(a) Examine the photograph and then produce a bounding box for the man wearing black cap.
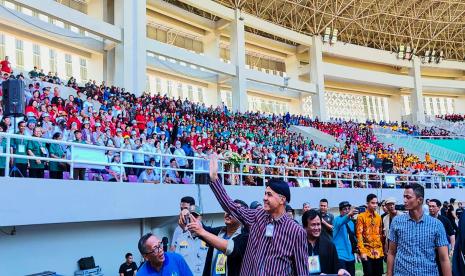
[333,201,358,276]
[208,154,308,275]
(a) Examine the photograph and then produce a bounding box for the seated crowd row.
[0,67,463,186]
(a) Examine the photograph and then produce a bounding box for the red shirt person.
[0,56,12,74]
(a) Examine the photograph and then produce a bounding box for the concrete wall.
[2,177,461,227]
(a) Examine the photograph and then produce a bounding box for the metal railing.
[0,132,463,189]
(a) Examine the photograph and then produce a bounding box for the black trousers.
[73,168,86,180]
[29,168,44,179]
[362,257,383,276]
[12,163,28,177]
[339,259,356,276]
[50,170,64,179]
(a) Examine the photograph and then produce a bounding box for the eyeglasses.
[145,242,163,255]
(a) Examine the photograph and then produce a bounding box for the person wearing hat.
[249,201,262,210]
[333,201,359,276]
[207,154,308,275]
[184,199,249,276]
[174,205,208,276]
[383,197,399,256]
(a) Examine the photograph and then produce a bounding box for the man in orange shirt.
[356,193,384,276]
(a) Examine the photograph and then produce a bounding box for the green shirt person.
[26,127,46,170]
[48,132,66,172]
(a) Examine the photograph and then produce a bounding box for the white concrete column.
[284,54,299,80]
[113,0,147,95]
[230,9,247,113]
[87,0,104,21]
[410,58,425,124]
[388,93,402,123]
[203,31,220,59]
[310,36,328,121]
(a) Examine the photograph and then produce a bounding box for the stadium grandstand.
[1,0,465,275]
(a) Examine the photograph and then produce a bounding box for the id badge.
[18,144,25,153]
[265,223,274,237]
[308,255,321,274]
[215,253,227,274]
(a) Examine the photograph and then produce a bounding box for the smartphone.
[184,213,190,225]
[357,206,366,213]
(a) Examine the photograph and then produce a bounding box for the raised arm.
[208,154,256,228]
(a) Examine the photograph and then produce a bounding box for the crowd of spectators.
[0,62,463,186]
[438,114,465,123]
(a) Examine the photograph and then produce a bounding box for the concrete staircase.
[289,125,338,148]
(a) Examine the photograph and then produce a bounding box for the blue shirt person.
[137,233,193,276]
[387,184,451,276]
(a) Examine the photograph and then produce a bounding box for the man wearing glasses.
[137,233,193,276]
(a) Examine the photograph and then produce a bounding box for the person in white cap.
[383,197,399,255]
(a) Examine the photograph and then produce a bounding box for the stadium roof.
[168,0,465,62]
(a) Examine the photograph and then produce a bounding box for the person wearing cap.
[208,154,308,275]
[249,201,262,210]
[333,201,359,276]
[40,112,54,139]
[174,205,208,276]
[303,209,350,276]
[382,197,399,256]
[184,199,249,276]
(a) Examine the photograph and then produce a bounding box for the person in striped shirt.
[208,154,309,275]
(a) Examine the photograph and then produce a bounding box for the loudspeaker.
[354,152,363,167]
[382,158,394,173]
[77,256,95,270]
[2,79,25,117]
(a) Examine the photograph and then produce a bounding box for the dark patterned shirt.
[209,178,308,276]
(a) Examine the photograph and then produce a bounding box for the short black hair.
[405,183,424,201]
[181,196,195,205]
[302,209,321,228]
[138,233,153,255]
[320,198,328,204]
[429,199,441,208]
[366,193,377,203]
[125,253,132,259]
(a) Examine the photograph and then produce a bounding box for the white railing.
[0,132,463,189]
